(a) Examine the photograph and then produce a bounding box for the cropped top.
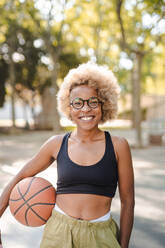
[56,131,118,198]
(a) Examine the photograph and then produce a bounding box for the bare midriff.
[56,193,112,220]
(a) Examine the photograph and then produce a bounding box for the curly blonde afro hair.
[57,62,120,123]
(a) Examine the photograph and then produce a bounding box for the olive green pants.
[40,210,121,248]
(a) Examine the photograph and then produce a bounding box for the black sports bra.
[56,131,118,197]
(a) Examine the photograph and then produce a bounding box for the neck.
[73,127,102,142]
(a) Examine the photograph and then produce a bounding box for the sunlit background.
[0,0,165,247]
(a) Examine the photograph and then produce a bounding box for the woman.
[0,63,134,248]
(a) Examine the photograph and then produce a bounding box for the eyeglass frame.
[70,96,102,109]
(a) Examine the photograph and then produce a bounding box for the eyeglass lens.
[71,97,100,109]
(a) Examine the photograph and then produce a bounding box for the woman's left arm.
[114,137,135,248]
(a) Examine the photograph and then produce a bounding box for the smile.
[79,116,94,121]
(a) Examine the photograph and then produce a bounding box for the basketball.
[9,177,56,227]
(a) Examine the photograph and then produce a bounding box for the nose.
[81,101,91,111]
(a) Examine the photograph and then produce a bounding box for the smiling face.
[69,85,102,131]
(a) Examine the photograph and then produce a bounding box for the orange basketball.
[9,177,56,227]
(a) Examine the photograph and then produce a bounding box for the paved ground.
[0,129,165,248]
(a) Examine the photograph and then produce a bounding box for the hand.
[0,230,2,246]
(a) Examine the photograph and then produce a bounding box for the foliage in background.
[0,0,165,135]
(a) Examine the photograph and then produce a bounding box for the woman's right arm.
[0,230,2,247]
[0,135,61,218]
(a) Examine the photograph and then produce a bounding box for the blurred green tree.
[116,0,165,147]
[0,0,83,130]
[0,0,43,127]
[26,0,85,130]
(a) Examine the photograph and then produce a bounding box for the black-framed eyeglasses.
[70,97,102,109]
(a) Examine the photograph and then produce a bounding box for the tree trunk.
[35,87,56,130]
[35,74,61,132]
[51,67,62,132]
[9,55,16,128]
[132,53,143,147]
[30,92,36,128]
[41,29,63,132]
[23,101,30,129]
[95,1,102,63]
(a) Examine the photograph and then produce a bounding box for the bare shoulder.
[111,135,130,148]
[41,133,66,159]
[111,135,131,161]
[48,133,66,144]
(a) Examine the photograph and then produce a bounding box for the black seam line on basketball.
[13,184,52,216]
[13,185,53,216]
[25,204,47,225]
[25,203,55,225]
[10,177,35,201]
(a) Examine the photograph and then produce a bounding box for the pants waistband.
[54,204,111,223]
[51,209,113,228]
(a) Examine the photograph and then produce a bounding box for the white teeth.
[81,116,93,121]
